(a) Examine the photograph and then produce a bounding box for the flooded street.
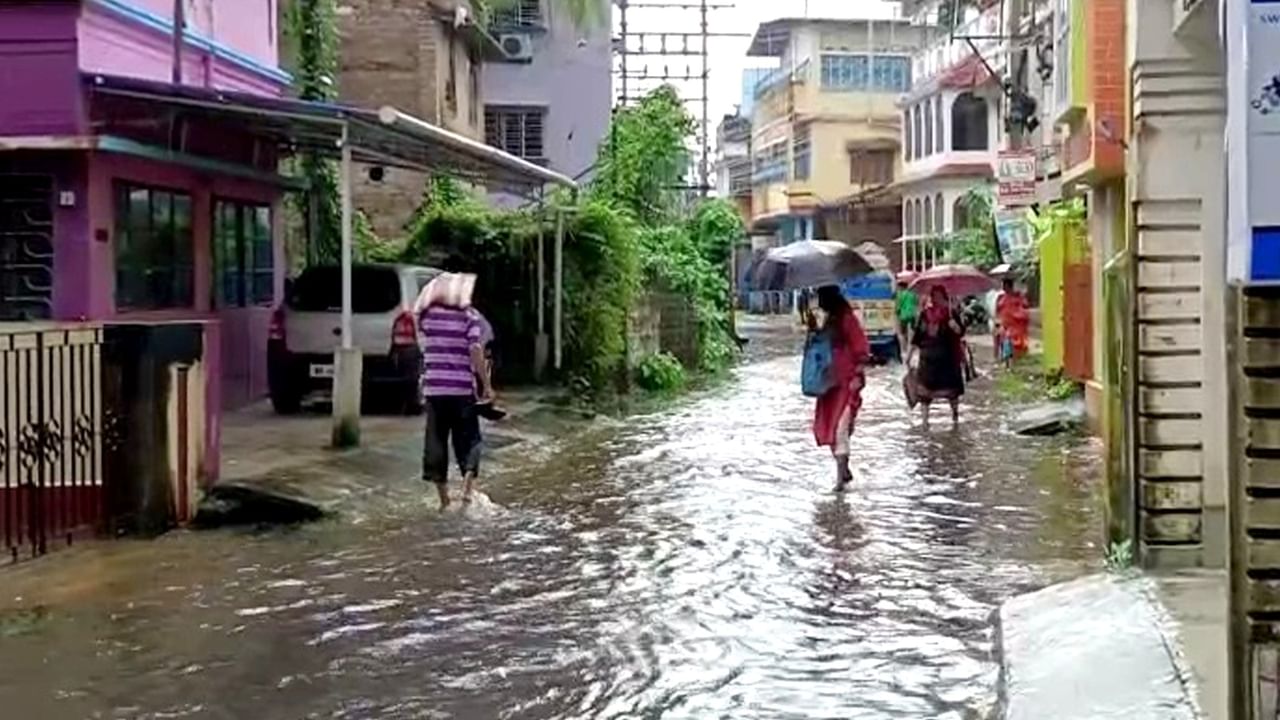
[0,319,1103,720]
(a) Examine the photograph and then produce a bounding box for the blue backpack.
[801,331,836,397]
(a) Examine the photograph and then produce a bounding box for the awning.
[85,73,575,192]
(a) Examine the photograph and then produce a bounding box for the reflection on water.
[0,333,1102,720]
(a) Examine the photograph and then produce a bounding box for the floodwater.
[0,319,1103,720]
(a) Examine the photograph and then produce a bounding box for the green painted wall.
[1071,0,1088,106]
[1040,225,1066,373]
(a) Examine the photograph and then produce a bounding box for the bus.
[840,271,899,364]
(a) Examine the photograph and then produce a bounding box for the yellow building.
[745,17,930,252]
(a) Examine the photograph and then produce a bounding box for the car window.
[415,270,440,292]
[287,266,401,313]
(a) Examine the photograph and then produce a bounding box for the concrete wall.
[1127,0,1225,568]
[482,1,611,183]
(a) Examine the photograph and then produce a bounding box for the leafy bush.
[634,352,686,393]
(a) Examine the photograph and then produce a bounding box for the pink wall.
[79,2,285,97]
[0,3,84,136]
[84,151,282,319]
[120,0,278,69]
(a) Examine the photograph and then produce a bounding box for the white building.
[895,4,1004,270]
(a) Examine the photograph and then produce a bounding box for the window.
[213,200,274,308]
[904,199,915,237]
[914,198,923,235]
[954,197,970,230]
[952,92,990,151]
[903,110,913,162]
[934,193,945,233]
[793,125,812,181]
[822,54,910,92]
[491,0,543,28]
[850,149,894,186]
[115,184,193,310]
[870,56,911,92]
[752,142,788,185]
[287,266,401,314]
[821,54,869,90]
[934,96,945,154]
[912,104,923,160]
[923,195,933,234]
[1052,0,1071,115]
[484,106,546,161]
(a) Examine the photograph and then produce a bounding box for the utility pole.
[612,1,746,196]
[171,0,185,84]
[699,0,709,198]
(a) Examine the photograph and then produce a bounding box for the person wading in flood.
[911,285,966,428]
[416,273,493,509]
[803,285,870,492]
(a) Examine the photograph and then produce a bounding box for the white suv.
[267,263,440,414]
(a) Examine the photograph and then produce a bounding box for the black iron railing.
[0,324,104,562]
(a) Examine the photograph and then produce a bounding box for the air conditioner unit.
[499,33,534,61]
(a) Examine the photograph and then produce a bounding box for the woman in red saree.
[806,285,870,491]
[995,278,1030,367]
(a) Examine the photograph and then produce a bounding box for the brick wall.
[1088,0,1125,175]
[336,0,482,238]
[1061,0,1125,179]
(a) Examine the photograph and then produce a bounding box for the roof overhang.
[84,73,575,193]
[747,19,795,57]
[900,55,998,106]
[891,163,995,190]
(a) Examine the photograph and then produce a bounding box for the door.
[213,200,274,409]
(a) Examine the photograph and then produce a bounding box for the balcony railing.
[913,5,1004,85]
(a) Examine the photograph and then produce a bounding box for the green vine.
[286,0,341,264]
[373,87,741,399]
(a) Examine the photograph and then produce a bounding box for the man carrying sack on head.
[415,272,493,509]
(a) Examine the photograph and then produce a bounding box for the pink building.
[0,0,292,408]
[0,0,299,498]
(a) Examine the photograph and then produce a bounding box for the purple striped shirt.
[418,306,482,397]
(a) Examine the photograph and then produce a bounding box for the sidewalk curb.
[991,573,1206,720]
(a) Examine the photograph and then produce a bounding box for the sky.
[615,0,903,151]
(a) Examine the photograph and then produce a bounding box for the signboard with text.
[1228,0,1280,282]
[997,149,1038,207]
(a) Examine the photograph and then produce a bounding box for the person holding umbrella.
[749,240,875,490]
[803,285,871,491]
[911,285,967,428]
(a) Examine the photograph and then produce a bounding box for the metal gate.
[0,324,104,562]
[0,174,55,320]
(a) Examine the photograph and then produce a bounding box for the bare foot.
[461,474,477,505]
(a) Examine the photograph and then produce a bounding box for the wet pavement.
[0,317,1104,720]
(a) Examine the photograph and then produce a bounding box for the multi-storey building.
[744,16,928,256]
[715,112,752,221]
[337,0,502,235]
[895,2,1003,271]
[480,0,612,192]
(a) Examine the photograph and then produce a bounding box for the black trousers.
[423,396,482,485]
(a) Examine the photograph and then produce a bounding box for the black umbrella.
[749,240,875,291]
